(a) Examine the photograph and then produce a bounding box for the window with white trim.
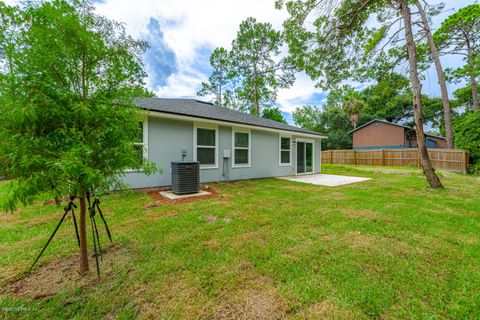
[279,135,291,165]
[232,129,251,167]
[133,121,148,165]
[195,126,218,168]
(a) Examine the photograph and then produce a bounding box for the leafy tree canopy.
[359,73,409,122]
[292,105,324,133]
[293,104,352,150]
[262,107,287,124]
[434,4,480,60]
[0,0,155,210]
[197,47,240,110]
[277,0,444,89]
[231,17,295,115]
[291,69,454,148]
[200,17,295,116]
[332,74,451,135]
[434,4,480,110]
[454,85,480,109]
[276,0,394,89]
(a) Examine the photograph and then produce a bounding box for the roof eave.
[348,119,446,140]
[146,109,328,139]
[349,119,412,134]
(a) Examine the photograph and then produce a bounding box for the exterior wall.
[405,130,417,148]
[122,117,193,188]
[353,122,405,149]
[315,138,322,173]
[353,145,410,150]
[405,130,447,149]
[352,121,447,150]
[122,116,322,188]
[428,136,447,148]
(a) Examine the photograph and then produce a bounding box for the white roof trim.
[148,110,327,139]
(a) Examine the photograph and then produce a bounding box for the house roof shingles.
[134,98,326,137]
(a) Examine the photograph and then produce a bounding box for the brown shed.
[350,120,447,150]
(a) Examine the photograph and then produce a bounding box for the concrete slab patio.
[160,190,211,200]
[278,174,371,187]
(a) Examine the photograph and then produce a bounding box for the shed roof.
[349,119,446,140]
[134,98,326,137]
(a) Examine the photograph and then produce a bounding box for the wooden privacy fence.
[321,148,469,173]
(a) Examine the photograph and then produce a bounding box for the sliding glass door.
[296,140,314,174]
[297,142,305,174]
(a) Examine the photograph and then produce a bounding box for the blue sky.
[7,0,477,123]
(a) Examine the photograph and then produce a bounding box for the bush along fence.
[321,149,469,173]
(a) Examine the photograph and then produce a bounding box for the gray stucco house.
[123,98,327,189]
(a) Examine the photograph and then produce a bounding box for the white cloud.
[93,0,303,103]
[154,64,206,97]
[277,73,328,113]
[94,0,472,111]
[94,0,288,58]
[6,0,475,110]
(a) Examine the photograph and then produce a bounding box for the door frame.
[295,138,314,175]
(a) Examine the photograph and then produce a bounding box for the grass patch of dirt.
[344,231,377,249]
[136,275,210,319]
[229,230,268,250]
[213,262,288,320]
[288,300,364,319]
[203,238,223,250]
[202,215,218,223]
[213,289,286,320]
[342,208,377,218]
[1,244,129,300]
[0,212,17,224]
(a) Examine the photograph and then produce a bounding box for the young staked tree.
[197,47,238,109]
[278,0,443,188]
[0,0,155,273]
[416,1,453,148]
[434,4,480,111]
[230,17,295,116]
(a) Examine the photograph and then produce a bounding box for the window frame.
[278,134,292,166]
[193,123,219,169]
[232,128,251,168]
[127,119,148,172]
[136,120,149,160]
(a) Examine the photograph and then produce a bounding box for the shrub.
[453,111,480,174]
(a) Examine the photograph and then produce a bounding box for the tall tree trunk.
[79,195,89,273]
[416,1,453,148]
[219,66,223,106]
[252,66,260,116]
[467,43,479,111]
[218,85,223,106]
[251,81,260,116]
[398,0,443,189]
[253,85,259,116]
[471,75,479,111]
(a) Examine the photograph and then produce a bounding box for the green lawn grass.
[0,165,479,319]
